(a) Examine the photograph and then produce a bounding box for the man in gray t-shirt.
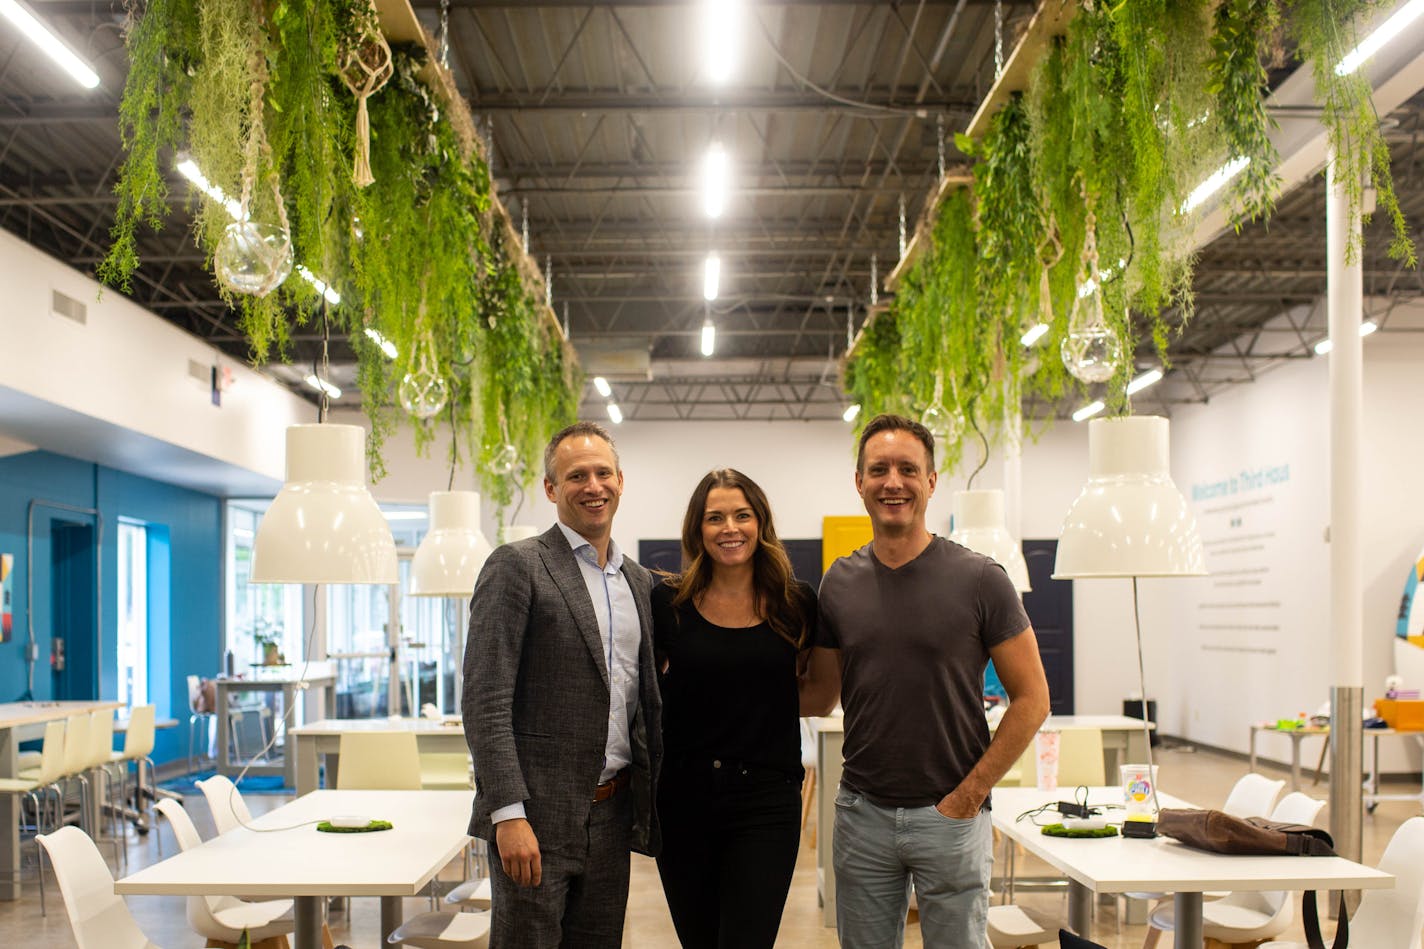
[818,413,1051,949]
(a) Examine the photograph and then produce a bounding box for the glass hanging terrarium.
[214,42,292,299]
[489,442,519,476]
[1060,193,1123,384]
[919,372,960,467]
[398,328,449,420]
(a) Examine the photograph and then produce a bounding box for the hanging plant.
[1290,0,1416,266]
[1207,0,1283,228]
[337,0,393,189]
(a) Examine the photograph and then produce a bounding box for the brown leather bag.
[1156,808,1346,949]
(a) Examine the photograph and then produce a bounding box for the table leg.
[1313,733,1330,786]
[0,794,17,901]
[295,735,319,795]
[381,894,404,944]
[284,684,297,790]
[1067,880,1093,936]
[1290,735,1303,791]
[1249,726,1258,773]
[216,683,231,776]
[294,895,322,949]
[1174,892,1204,949]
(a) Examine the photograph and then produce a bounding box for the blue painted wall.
[0,450,222,767]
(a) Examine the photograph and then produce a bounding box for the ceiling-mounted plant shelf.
[883,0,1077,295]
[374,0,565,345]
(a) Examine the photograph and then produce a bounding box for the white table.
[289,718,470,795]
[214,666,337,789]
[807,713,1155,927]
[993,786,1393,949]
[0,700,122,901]
[118,789,471,948]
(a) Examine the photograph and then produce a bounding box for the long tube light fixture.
[699,0,741,84]
[842,403,861,423]
[364,327,398,359]
[593,376,612,398]
[304,374,342,399]
[1020,323,1049,346]
[0,0,100,89]
[1181,156,1251,214]
[606,402,623,424]
[702,143,729,218]
[1336,0,1424,76]
[703,254,721,301]
[1126,368,1164,395]
[701,320,716,357]
[1072,400,1106,422]
[1314,319,1378,355]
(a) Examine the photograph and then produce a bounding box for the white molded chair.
[443,876,492,910]
[1145,791,1328,947]
[57,712,94,833]
[154,799,297,945]
[110,705,156,857]
[986,903,1054,948]
[336,731,423,790]
[36,826,162,949]
[84,709,124,867]
[195,774,254,835]
[420,753,474,790]
[1261,815,1424,949]
[388,909,492,948]
[1221,772,1286,818]
[799,717,817,847]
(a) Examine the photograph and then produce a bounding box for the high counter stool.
[986,904,1054,948]
[110,705,156,851]
[1,719,67,915]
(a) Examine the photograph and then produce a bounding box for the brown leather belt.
[592,770,629,803]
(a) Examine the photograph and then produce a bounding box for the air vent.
[51,289,87,325]
[188,359,211,384]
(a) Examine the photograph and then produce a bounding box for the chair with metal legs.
[109,704,156,852]
[1,719,66,915]
[37,826,163,949]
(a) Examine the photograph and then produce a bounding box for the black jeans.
[655,762,803,949]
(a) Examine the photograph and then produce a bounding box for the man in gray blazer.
[463,421,662,948]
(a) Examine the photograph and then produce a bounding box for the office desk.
[807,713,1155,927]
[1248,724,1330,790]
[117,789,472,949]
[289,718,470,795]
[1362,727,1424,811]
[993,786,1392,949]
[214,666,337,789]
[0,700,123,900]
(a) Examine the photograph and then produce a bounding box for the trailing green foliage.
[1290,0,1416,266]
[101,0,579,500]
[1208,0,1282,227]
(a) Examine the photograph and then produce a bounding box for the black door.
[1021,539,1074,714]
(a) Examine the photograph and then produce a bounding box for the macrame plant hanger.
[339,0,394,189]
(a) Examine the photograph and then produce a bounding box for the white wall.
[0,228,313,483]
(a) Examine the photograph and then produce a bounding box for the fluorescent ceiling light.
[1020,323,1049,346]
[701,320,716,357]
[699,0,741,84]
[232,527,254,540]
[1126,368,1164,395]
[1336,0,1424,75]
[1076,260,1126,298]
[1181,156,1251,214]
[364,327,397,359]
[296,265,341,305]
[0,0,100,89]
[593,376,612,398]
[1314,319,1378,355]
[606,402,623,424]
[1072,400,1105,422]
[842,403,861,423]
[382,510,427,521]
[303,374,341,399]
[703,254,721,301]
[702,143,729,218]
[176,159,243,220]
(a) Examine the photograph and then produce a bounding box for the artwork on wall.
[0,553,11,643]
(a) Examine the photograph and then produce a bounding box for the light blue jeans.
[833,782,993,949]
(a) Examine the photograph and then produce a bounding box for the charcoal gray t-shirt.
[818,535,1031,808]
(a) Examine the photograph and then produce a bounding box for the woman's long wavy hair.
[665,468,812,649]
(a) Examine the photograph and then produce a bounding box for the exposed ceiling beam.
[470,90,970,115]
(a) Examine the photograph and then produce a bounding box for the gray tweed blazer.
[462,524,662,857]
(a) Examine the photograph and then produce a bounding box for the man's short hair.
[856,413,935,473]
[544,421,620,482]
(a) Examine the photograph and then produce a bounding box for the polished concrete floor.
[2,744,1419,948]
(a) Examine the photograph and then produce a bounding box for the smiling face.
[700,486,760,570]
[856,427,936,537]
[544,434,623,547]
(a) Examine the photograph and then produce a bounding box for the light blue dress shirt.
[491,521,642,825]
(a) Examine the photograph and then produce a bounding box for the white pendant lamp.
[250,424,397,584]
[1054,415,1206,578]
[501,525,539,544]
[410,491,494,596]
[950,490,1031,593]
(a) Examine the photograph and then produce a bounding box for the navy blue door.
[1021,539,1074,714]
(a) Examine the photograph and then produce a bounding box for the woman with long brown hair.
[653,468,840,949]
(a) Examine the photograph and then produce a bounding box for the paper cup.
[1035,729,1061,791]
[1121,763,1160,816]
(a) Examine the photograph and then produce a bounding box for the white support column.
[1326,149,1364,864]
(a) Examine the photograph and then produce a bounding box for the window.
[225,503,305,672]
[116,519,148,707]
